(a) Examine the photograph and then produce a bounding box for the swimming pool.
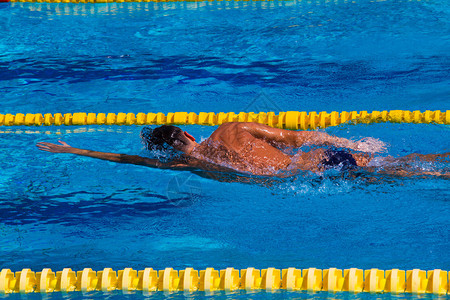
[0,0,449,297]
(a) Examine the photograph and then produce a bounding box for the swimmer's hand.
[353,137,387,153]
[36,140,74,153]
[36,141,192,170]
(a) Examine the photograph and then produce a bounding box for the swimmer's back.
[194,123,292,175]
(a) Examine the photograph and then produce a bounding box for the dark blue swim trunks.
[320,149,358,171]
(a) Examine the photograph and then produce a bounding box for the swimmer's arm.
[241,122,355,148]
[242,122,385,152]
[36,141,192,170]
[363,164,450,179]
[302,132,387,153]
[296,131,357,149]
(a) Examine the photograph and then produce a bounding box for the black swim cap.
[321,149,358,171]
[140,125,184,151]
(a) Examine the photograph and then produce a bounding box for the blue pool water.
[0,0,450,298]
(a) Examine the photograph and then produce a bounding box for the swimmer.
[36,122,449,178]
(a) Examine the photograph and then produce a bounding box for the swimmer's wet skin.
[36,122,449,178]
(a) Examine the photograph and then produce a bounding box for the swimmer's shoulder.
[209,122,238,139]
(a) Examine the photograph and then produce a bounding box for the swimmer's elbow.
[117,155,199,170]
[296,131,333,147]
[117,154,139,164]
[118,154,158,167]
[294,131,314,147]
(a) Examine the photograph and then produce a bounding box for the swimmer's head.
[141,125,197,154]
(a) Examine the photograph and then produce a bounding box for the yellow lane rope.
[0,267,448,294]
[0,110,448,130]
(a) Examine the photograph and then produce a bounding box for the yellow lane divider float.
[0,110,448,130]
[0,267,448,294]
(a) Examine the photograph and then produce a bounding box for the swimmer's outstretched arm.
[36,141,191,169]
[241,122,385,153]
[363,167,450,179]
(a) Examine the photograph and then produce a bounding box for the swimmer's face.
[170,130,196,153]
